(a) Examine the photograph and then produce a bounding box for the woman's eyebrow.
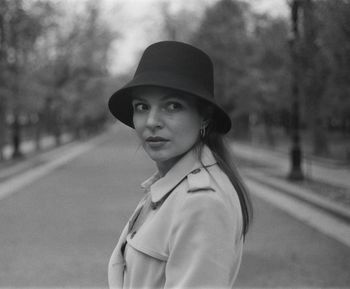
[131,97,145,101]
[162,93,183,100]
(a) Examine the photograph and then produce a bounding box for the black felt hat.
[108,41,231,134]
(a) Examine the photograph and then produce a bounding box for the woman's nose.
[146,107,163,129]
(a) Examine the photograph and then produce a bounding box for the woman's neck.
[156,154,184,177]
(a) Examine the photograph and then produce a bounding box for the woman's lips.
[146,136,168,142]
[145,136,169,147]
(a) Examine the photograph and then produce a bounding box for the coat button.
[192,168,201,174]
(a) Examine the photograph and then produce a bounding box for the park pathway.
[0,125,349,288]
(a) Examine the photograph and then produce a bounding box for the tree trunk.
[263,112,275,147]
[53,124,61,146]
[11,114,23,159]
[301,0,330,157]
[0,100,6,161]
[35,113,42,151]
[53,111,61,147]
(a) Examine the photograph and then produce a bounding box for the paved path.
[1,134,72,161]
[0,125,349,287]
[0,127,150,287]
[232,142,350,190]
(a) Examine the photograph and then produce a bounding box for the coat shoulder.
[181,164,241,219]
[186,167,215,193]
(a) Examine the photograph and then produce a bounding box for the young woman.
[107,41,252,289]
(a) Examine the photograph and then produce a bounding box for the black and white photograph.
[0,0,349,288]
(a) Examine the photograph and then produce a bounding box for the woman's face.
[132,87,203,174]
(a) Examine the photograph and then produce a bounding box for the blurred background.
[1,0,349,167]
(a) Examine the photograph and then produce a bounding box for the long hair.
[196,100,253,238]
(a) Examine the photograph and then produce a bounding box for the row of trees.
[0,0,115,160]
[1,0,349,161]
[160,0,350,158]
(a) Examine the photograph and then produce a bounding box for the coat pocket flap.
[127,234,168,261]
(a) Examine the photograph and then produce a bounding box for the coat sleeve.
[164,191,242,289]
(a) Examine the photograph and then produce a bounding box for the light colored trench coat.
[108,145,244,289]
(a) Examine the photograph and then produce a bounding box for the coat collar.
[141,145,217,203]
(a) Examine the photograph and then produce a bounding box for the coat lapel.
[108,224,128,289]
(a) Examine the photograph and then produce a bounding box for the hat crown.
[135,41,214,96]
[108,41,232,134]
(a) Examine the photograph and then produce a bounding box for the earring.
[200,125,206,138]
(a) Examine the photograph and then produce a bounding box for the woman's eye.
[166,102,182,111]
[133,103,148,112]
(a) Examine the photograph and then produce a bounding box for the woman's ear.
[200,118,212,139]
[197,101,214,129]
[201,119,210,129]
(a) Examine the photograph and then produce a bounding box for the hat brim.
[108,72,231,134]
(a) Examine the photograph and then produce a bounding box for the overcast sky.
[100,0,289,75]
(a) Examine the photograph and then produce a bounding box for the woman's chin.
[147,152,169,163]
